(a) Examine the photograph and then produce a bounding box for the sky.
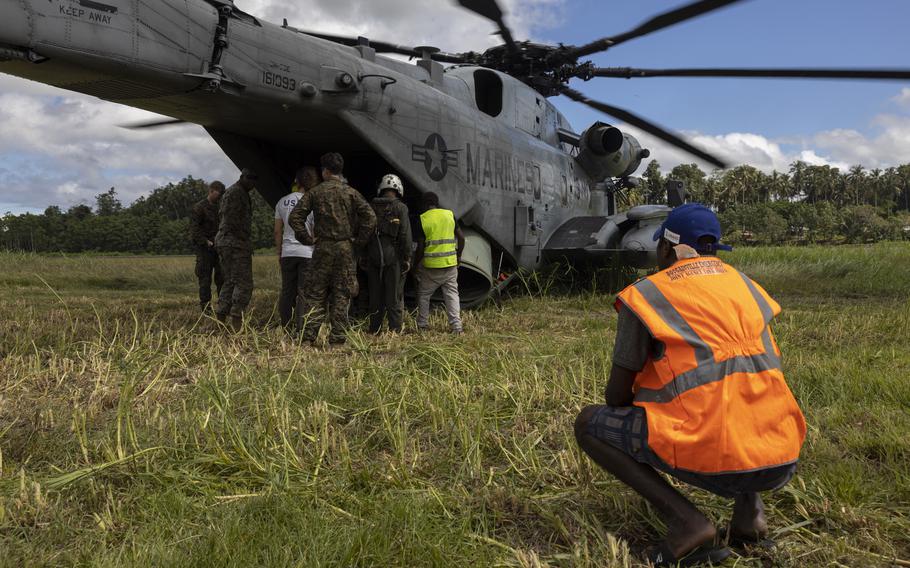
[1,0,909,214]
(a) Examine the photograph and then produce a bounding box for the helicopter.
[1,0,908,306]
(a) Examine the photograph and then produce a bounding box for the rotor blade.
[589,67,910,80]
[569,0,747,58]
[455,0,518,54]
[559,87,727,169]
[287,27,467,63]
[121,118,187,129]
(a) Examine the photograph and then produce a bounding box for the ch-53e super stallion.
[1,0,908,306]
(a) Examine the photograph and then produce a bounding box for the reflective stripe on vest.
[420,209,458,268]
[616,256,806,474]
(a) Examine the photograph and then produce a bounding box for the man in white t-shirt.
[274,166,319,329]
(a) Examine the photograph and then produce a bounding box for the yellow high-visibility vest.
[420,208,457,269]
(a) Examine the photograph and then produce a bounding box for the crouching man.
[574,204,806,566]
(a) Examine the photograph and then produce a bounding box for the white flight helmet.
[377,173,404,197]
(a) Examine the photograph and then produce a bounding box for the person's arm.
[414,221,425,267]
[605,366,636,407]
[274,219,284,259]
[288,192,314,246]
[398,204,413,271]
[454,224,466,262]
[352,191,377,247]
[189,204,206,247]
[607,303,653,406]
[218,192,240,241]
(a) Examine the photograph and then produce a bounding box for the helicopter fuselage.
[0,0,665,303]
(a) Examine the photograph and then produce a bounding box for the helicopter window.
[474,70,503,118]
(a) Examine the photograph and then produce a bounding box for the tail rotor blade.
[559,87,728,169]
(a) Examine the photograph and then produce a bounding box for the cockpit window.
[474,70,503,118]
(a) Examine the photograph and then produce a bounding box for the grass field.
[1,244,909,567]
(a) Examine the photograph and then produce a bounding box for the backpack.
[368,198,402,266]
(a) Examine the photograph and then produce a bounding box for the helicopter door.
[515,205,539,247]
[517,97,543,138]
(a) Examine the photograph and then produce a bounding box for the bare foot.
[664,511,717,559]
[730,493,768,540]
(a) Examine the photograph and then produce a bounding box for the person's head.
[238,168,259,191]
[377,173,404,199]
[320,152,344,180]
[421,192,440,212]
[208,181,225,203]
[652,203,732,270]
[296,166,320,191]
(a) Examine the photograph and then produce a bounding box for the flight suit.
[214,183,254,318]
[366,196,412,333]
[289,178,376,343]
[189,198,223,309]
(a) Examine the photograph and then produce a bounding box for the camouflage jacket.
[214,183,252,250]
[189,198,219,247]
[288,179,376,247]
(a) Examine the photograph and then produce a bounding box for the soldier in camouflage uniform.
[289,153,376,345]
[215,169,258,330]
[189,181,226,311]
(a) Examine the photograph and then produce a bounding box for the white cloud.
[240,0,565,52]
[0,85,237,210]
[893,88,910,108]
[619,106,910,175]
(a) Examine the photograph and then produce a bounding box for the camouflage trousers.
[216,246,253,318]
[195,245,224,309]
[300,240,357,343]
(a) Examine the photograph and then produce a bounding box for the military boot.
[230,315,243,332]
[216,312,228,325]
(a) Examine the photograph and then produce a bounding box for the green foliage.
[94,188,122,216]
[1,177,277,254]
[634,160,910,246]
[640,159,664,205]
[3,160,910,253]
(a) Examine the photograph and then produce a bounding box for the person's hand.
[206,240,214,248]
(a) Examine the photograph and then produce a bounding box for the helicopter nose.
[0,0,32,48]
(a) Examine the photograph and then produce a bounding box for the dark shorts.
[584,405,797,498]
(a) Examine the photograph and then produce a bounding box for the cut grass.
[0,244,909,566]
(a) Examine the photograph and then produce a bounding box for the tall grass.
[1,245,909,566]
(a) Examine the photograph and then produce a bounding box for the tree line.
[2,161,910,253]
[0,177,277,254]
[633,161,910,245]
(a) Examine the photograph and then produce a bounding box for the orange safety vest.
[616,256,806,475]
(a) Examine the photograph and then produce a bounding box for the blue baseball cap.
[653,203,732,253]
